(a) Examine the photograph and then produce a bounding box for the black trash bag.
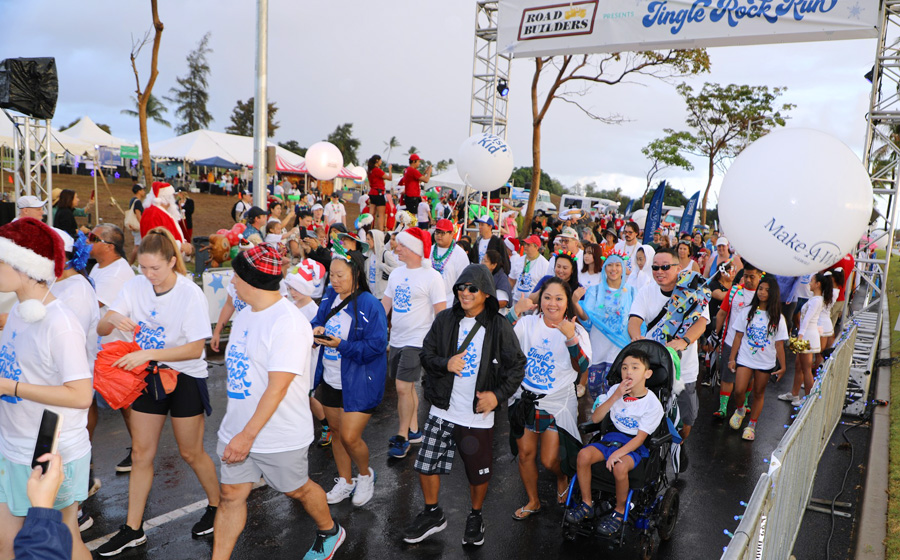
[0,58,59,119]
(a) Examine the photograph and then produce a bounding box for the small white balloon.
[456,133,514,192]
[718,128,872,276]
[305,142,343,181]
[350,165,367,184]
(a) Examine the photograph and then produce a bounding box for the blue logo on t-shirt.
[460,330,478,378]
[613,411,639,431]
[517,272,534,294]
[233,297,248,313]
[745,315,770,352]
[226,330,252,399]
[0,331,22,404]
[368,261,376,284]
[393,280,412,313]
[324,317,342,361]
[523,347,556,391]
[136,322,166,350]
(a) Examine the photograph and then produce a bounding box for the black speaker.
[0,58,58,119]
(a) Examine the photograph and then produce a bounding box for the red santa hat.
[396,227,430,258]
[151,181,174,198]
[504,236,520,254]
[0,217,66,322]
[140,204,186,244]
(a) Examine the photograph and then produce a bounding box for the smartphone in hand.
[32,410,61,474]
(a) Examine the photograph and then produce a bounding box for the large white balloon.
[719,128,872,276]
[305,142,343,181]
[456,133,514,192]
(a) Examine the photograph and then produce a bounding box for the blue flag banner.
[679,191,700,235]
[624,199,634,216]
[643,181,667,245]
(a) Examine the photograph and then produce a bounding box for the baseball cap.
[16,195,45,209]
[311,203,323,211]
[557,226,578,240]
[716,237,729,247]
[475,215,495,227]
[409,153,422,162]
[435,219,454,232]
[523,235,542,246]
[245,206,269,220]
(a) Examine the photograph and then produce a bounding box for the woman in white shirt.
[508,277,591,519]
[579,244,602,289]
[778,271,830,408]
[96,228,219,555]
[676,241,700,275]
[0,218,94,560]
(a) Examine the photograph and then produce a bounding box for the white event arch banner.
[497,0,878,57]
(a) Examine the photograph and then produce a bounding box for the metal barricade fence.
[721,324,858,560]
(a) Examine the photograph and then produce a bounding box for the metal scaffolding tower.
[469,1,511,140]
[6,111,53,226]
[844,0,900,414]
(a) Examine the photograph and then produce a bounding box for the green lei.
[432,240,456,274]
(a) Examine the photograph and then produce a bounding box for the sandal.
[564,501,594,524]
[512,505,542,520]
[597,510,624,536]
[742,425,756,441]
[557,478,569,504]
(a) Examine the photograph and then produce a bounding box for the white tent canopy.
[60,116,135,149]
[149,129,304,167]
[0,111,95,156]
[385,166,467,193]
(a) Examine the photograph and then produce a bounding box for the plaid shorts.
[524,407,557,434]
[414,414,494,485]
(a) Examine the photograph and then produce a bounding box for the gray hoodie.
[365,229,388,299]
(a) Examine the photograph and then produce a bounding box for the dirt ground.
[47,173,362,255]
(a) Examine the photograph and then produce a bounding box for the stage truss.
[469,1,511,139]
[5,110,53,226]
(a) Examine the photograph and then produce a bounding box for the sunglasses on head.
[454,284,479,294]
[88,232,111,244]
[651,264,674,271]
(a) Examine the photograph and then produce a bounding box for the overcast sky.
[0,0,877,205]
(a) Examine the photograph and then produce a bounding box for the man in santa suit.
[140,182,193,256]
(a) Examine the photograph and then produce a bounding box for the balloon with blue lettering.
[456,133,514,192]
[718,128,872,276]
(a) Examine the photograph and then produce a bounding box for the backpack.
[230,201,240,222]
[124,198,141,232]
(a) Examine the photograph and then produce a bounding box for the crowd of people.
[0,170,858,559]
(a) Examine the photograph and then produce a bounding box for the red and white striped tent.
[275,155,362,179]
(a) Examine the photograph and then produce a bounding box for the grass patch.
[886,254,900,557]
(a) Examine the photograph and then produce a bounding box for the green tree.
[640,131,694,205]
[96,123,112,134]
[669,82,794,225]
[326,123,361,166]
[58,119,79,131]
[435,158,455,172]
[59,119,113,134]
[383,136,400,164]
[278,140,306,157]
[166,32,213,135]
[509,166,566,196]
[121,93,171,127]
[225,97,279,137]
[523,49,711,234]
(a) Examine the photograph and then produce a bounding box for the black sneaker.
[115,448,132,473]
[191,505,217,537]
[77,509,94,532]
[403,507,447,544]
[462,512,485,546]
[96,524,147,557]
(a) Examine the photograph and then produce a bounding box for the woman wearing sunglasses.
[507,276,591,520]
[96,228,219,556]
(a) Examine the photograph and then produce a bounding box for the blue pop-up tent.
[194,156,240,170]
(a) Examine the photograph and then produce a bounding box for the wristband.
[680,335,691,345]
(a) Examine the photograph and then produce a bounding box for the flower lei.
[66,231,92,271]
[431,240,456,274]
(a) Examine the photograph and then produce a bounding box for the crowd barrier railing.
[721,323,858,560]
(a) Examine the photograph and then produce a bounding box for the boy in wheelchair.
[565,347,664,536]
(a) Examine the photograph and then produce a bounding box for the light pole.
[252,0,268,210]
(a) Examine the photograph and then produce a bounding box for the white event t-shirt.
[630,282,709,384]
[385,265,446,347]
[110,274,212,378]
[322,295,353,389]
[90,258,136,348]
[226,282,250,315]
[723,288,755,346]
[514,314,591,394]
[51,275,100,368]
[219,298,314,453]
[430,317,492,428]
[594,383,664,436]
[733,309,788,371]
[295,300,320,383]
[0,301,92,465]
[514,255,549,303]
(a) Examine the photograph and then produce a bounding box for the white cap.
[16,195,45,209]
[716,237,729,247]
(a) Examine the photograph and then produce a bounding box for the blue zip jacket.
[14,507,71,560]
[312,287,388,412]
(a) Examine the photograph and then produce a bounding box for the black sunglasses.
[454,284,479,294]
[651,264,674,271]
[88,232,112,244]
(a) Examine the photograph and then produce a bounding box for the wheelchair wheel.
[638,531,658,560]
[657,487,680,541]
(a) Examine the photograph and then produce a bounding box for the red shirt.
[828,254,855,302]
[386,198,396,230]
[403,166,423,198]
[368,167,386,196]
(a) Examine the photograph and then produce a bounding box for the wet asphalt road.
[80,349,863,560]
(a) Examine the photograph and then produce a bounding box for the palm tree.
[121,93,171,127]
[383,136,400,165]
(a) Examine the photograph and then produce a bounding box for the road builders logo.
[518,1,598,40]
[763,217,842,268]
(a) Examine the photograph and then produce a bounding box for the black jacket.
[468,234,511,275]
[420,264,525,413]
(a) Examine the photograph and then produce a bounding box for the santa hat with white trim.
[0,217,66,322]
[396,227,431,258]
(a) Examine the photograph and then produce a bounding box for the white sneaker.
[777,392,797,402]
[791,396,804,407]
[352,468,376,506]
[326,477,356,504]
